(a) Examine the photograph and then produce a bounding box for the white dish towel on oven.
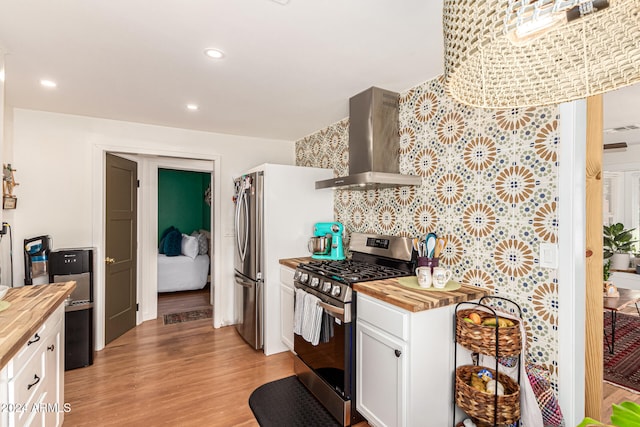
[302,292,323,345]
[293,288,306,335]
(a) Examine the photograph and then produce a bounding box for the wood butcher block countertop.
[279,257,489,313]
[0,281,76,370]
[353,280,490,313]
[279,257,313,269]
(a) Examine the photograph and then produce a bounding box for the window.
[603,170,640,252]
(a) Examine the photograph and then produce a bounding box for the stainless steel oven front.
[293,274,360,426]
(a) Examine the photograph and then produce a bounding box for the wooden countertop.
[280,257,489,313]
[611,268,637,274]
[354,280,490,313]
[0,281,76,370]
[279,257,313,269]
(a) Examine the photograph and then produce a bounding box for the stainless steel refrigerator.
[233,164,333,354]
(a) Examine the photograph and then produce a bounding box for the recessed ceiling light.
[40,79,57,88]
[186,104,199,111]
[204,48,225,59]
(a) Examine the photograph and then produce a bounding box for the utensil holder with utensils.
[417,256,438,273]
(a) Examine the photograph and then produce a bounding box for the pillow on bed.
[181,234,199,259]
[191,231,208,255]
[159,226,177,254]
[198,229,212,254]
[163,229,183,257]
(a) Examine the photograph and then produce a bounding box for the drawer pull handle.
[27,334,41,346]
[47,344,55,352]
[394,349,402,358]
[27,374,40,390]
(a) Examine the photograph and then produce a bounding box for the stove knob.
[311,277,320,287]
[294,271,301,281]
[331,285,341,297]
[300,273,309,284]
[323,281,332,292]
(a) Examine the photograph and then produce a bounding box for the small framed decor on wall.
[2,164,18,210]
[2,196,16,210]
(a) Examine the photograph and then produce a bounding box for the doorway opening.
[92,145,221,351]
[157,168,213,322]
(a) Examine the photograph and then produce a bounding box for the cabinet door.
[43,324,62,427]
[356,320,407,427]
[279,283,295,351]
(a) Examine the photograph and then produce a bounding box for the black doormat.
[249,375,341,427]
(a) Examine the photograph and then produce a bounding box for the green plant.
[603,260,611,282]
[577,401,640,426]
[603,223,638,259]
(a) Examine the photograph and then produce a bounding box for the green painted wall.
[158,169,211,242]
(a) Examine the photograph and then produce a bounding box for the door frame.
[92,144,222,351]
[145,156,215,322]
[557,100,587,425]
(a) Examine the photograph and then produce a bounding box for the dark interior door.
[105,153,138,345]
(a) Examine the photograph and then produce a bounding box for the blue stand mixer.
[309,222,346,260]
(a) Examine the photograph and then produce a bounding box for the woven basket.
[455,365,520,425]
[456,309,521,356]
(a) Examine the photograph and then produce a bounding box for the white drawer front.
[357,294,408,340]
[280,266,295,287]
[8,306,63,379]
[8,350,45,425]
[9,330,44,379]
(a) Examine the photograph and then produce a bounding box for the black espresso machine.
[48,248,95,370]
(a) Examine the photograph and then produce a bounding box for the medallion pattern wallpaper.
[296,76,561,388]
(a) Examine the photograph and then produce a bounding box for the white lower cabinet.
[279,265,295,352]
[357,320,407,427]
[0,304,65,427]
[356,293,454,427]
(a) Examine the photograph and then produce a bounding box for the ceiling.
[0,0,637,144]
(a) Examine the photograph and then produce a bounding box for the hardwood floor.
[157,285,212,316]
[65,288,638,426]
[65,288,296,426]
[601,304,640,423]
[66,288,369,426]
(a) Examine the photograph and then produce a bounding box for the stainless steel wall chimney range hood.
[315,87,422,190]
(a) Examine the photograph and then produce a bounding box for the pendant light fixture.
[443,0,640,108]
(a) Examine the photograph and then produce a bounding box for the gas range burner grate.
[300,259,411,284]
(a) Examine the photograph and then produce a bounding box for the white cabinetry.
[279,265,295,352]
[356,293,454,427]
[0,304,65,427]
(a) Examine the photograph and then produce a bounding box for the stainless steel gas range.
[293,233,415,426]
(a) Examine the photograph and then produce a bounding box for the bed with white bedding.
[157,254,210,292]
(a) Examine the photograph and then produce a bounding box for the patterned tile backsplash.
[296,76,561,386]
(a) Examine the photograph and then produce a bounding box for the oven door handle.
[318,301,344,316]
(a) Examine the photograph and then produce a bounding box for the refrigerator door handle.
[234,188,248,262]
[241,190,249,261]
[234,188,242,258]
[236,279,253,288]
[234,272,254,287]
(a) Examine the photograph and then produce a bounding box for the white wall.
[603,144,640,170]
[8,108,295,331]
